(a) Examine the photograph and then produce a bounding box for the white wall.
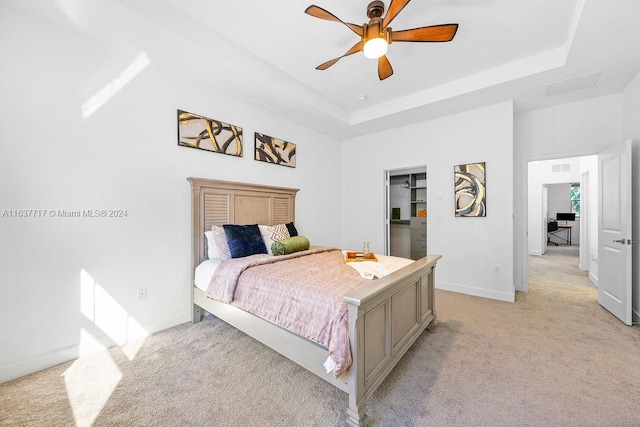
[0,5,342,382]
[514,94,623,291]
[622,72,640,323]
[516,78,640,317]
[547,184,571,219]
[341,102,515,302]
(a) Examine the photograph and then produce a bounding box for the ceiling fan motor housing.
[367,1,385,19]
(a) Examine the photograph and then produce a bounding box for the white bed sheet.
[194,258,222,291]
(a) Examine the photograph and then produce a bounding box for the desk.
[550,224,573,246]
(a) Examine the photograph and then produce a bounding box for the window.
[570,183,580,219]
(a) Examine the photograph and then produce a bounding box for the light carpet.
[2,247,639,426]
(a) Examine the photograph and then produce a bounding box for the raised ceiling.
[11,0,640,139]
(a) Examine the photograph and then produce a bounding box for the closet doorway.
[384,165,428,260]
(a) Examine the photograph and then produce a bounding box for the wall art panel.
[454,162,486,217]
[255,132,296,168]
[177,110,243,157]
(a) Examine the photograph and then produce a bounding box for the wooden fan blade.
[378,55,393,80]
[382,0,411,29]
[391,24,458,42]
[305,5,364,37]
[316,41,363,70]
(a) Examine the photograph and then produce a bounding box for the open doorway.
[384,165,428,260]
[527,155,598,293]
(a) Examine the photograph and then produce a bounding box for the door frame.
[383,165,428,257]
[520,151,597,292]
[579,171,590,272]
[542,185,548,255]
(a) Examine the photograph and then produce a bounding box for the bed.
[187,177,441,426]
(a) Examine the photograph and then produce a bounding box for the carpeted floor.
[2,247,639,426]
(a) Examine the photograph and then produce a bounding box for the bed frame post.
[346,307,366,426]
[346,395,366,427]
[188,177,204,324]
[193,305,203,323]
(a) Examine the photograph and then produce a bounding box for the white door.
[542,186,549,255]
[598,140,633,325]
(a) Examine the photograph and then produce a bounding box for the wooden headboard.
[187,177,299,267]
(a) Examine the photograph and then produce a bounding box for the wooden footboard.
[344,254,441,426]
[192,253,440,426]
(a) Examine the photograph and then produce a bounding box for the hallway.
[528,244,595,298]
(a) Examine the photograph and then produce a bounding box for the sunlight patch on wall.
[81,52,150,118]
[121,317,147,361]
[80,269,149,358]
[64,329,122,427]
[80,269,95,322]
[71,270,151,425]
[94,283,128,345]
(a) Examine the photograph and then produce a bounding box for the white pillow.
[204,230,220,260]
[258,224,290,255]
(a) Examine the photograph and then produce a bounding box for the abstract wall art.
[454,162,486,217]
[254,132,296,168]
[177,110,243,157]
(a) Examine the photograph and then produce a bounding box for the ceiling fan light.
[363,37,387,59]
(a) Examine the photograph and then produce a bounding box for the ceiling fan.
[305,0,458,80]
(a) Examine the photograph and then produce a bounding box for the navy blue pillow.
[223,224,267,259]
[285,222,298,237]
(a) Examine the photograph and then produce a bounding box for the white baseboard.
[0,344,82,385]
[589,272,598,286]
[0,311,190,384]
[142,311,191,336]
[436,281,515,302]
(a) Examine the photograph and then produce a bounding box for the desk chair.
[547,221,559,246]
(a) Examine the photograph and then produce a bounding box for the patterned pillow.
[223,224,267,259]
[211,225,232,260]
[259,224,290,255]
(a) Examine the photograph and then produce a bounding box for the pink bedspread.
[206,247,368,377]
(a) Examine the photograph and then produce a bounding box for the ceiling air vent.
[546,71,602,97]
[552,163,571,172]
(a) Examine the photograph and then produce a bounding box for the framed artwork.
[254,132,296,168]
[177,110,243,157]
[454,162,486,217]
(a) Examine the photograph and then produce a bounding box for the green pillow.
[271,236,310,256]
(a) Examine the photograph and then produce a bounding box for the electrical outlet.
[138,287,147,301]
[494,266,501,274]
